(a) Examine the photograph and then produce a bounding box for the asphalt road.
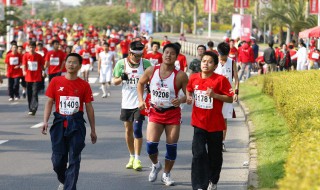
[0,53,249,190]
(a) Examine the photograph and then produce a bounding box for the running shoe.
[222,143,227,152]
[14,97,20,101]
[161,173,175,186]
[133,159,142,171]
[148,162,162,182]
[57,183,64,190]
[126,156,134,169]
[107,92,111,97]
[207,181,217,190]
[8,98,13,101]
[101,94,107,98]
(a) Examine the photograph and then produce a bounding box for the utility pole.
[6,0,12,52]
[156,0,159,32]
[208,0,212,38]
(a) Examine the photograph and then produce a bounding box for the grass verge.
[239,76,291,189]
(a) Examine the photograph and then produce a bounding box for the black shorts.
[92,57,97,62]
[120,108,145,122]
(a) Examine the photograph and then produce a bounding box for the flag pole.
[208,0,212,38]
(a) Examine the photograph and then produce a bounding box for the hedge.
[261,70,320,189]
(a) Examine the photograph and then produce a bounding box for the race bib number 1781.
[194,90,213,109]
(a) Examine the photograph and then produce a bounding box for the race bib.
[110,42,115,47]
[59,34,64,39]
[28,61,38,71]
[91,48,96,53]
[174,60,180,70]
[46,35,51,40]
[229,54,235,58]
[312,52,319,59]
[194,90,213,109]
[126,73,140,88]
[50,57,60,66]
[9,57,19,65]
[59,96,80,115]
[151,87,170,107]
[149,58,158,66]
[83,53,90,59]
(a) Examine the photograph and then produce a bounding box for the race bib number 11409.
[59,96,80,115]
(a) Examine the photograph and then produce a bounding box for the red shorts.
[148,106,181,125]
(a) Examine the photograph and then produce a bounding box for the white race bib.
[50,57,60,66]
[91,48,96,53]
[59,34,64,39]
[194,90,213,109]
[83,53,90,59]
[59,96,80,115]
[151,87,170,107]
[149,58,158,66]
[9,57,19,65]
[28,61,38,71]
[312,52,319,59]
[125,73,140,88]
[229,54,235,58]
[174,60,180,70]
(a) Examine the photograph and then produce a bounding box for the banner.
[152,0,164,11]
[231,14,252,40]
[234,0,250,9]
[310,0,319,14]
[2,0,23,6]
[126,0,136,13]
[204,0,217,13]
[140,13,153,34]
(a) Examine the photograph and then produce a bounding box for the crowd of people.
[3,19,318,190]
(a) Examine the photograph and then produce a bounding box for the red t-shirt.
[175,54,187,71]
[108,38,118,51]
[45,50,66,74]
[22,52,45,82]
[88,43,96,57]
[144,52,163,66]
[228,47,238,61]
[187,73,234,132]
[79,49,91,65]
[46,76,93,117]
[5,52,23,78]
[120,40,130,54]
[161,40,171,47]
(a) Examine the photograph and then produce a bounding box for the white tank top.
[149,65,178,108]
[215,57,233,85]
[99,51,114,66]
[121,58,145,109]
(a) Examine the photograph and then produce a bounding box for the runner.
[137,43,188,186]
[78,42,92,82]
[22,41,45,115]
[45,40,66,82]
[98,42,115,98]
[186,51,234,190]
[161,36,171,48]
[144,41,163,66]
[112,41,151,171]
[214,42,239,152]
[5,44,23,101]
[42,53,97,190]
[17,45,27,98]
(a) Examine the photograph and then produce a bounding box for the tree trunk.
[278,26,283,45]
[170,24,173,33]
[286,26,291,44]
[193,5,197,35]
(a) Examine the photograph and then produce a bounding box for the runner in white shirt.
[214,42,239,152]
[98,42,115,98]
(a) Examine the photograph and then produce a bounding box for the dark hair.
[151,41,160,48]
[217,42,230,56]
[268,42,274,48]
[299,39,306,47]
[103,42,110,46]
[130,41,144,51]
[29,41,37,47]
[37,42,43,46]
[202,51,219,65]
[66,53,83,65]
[173,42,181,50]
[52,40,60,45]
[163,43,180,56]
[10,40,17,45]
[207,41,214,48]
[197,45,206,51]
[288,45,294,49]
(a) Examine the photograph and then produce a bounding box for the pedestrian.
[22,41,45,115]
[98,42,115,98]
[112,41,151,171]
[42,52,97,190]
[278,43,291,71]
[207,41,218,55]
[238,39,254,81]
[137,43,189,186]
[5,44,23,101]
[45,40,66,82]
[189,45,206,74]
[161,36,171,48]
[291,39,307,71]
[214,42,239,152]
[17,45,27,98]
[186,51,234,190]
[263,42,277,73]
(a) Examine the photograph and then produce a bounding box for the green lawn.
[239,76,291,189]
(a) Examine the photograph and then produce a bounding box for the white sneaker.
[101,94,107,98]
[107,92,111,97]
[161,173,175,186]
[8,98,13,102]
[14,97,20,101]
[57,183,64,190]
[207,181,217,190]
[148,162,162,182]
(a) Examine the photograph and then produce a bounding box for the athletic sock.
[135,155,140,160]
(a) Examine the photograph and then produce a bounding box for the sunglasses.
[131,52,143,58]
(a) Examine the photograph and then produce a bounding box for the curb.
[238,100,259,190]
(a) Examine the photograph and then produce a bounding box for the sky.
[60,0,81,6]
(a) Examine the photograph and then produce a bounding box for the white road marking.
[88,77,98,84]
[0,140,9,145]
[93,92,99,97]
[11,102,19,105]
[31,122,44,129]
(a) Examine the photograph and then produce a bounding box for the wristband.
[235,89,239,95]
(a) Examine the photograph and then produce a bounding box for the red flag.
[234,0,249,8]
[2,0,23,6]
[152,0,164,11]
[204,0,217,13]
[310,0,319,14]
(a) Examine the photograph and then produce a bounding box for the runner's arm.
[232,61,239,102]
[42,98,54,135]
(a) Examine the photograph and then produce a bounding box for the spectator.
[263,42,277,73]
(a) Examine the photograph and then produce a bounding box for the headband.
[130,49,143,54]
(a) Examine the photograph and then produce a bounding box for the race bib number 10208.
[59,96,80,115]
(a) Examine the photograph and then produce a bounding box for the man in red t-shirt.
[5,44,23,101]
[78,42,92,81]
[45,40,66,82]
[144,41,163,66]
[42,53,97,190]
[119,36,130,58]
[22,42,45,115]
[161,35,171,48]
[186,51,234,190]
